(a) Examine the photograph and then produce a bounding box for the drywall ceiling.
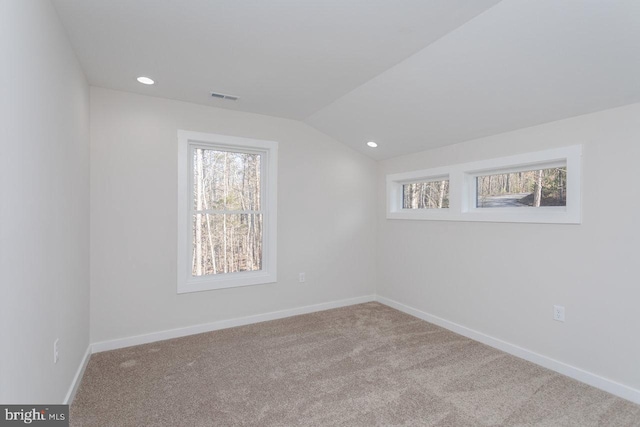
[53,0,640,160]
[52,0,498,119]
[306,0,640,159]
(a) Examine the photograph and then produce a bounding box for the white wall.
[89,88,377,344]
[0,0,90,403]
[4,1,636,404]
[377,103,640,392]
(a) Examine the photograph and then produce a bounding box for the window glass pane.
[476,167,566,208]
[192,213,263,276]
[193,148,261,212]
[402,180,449,209]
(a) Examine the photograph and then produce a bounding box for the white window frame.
[387,145,582,224]
[387,166,452,221]
[177,130,278,294]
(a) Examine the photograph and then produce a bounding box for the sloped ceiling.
[53,0,640,160]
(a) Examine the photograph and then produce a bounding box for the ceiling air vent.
[210,91,239,101]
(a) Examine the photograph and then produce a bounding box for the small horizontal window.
[387,145,581,224]
[476,166,566,208]
[403,179,449,209]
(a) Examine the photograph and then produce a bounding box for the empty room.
[2,0,640,425]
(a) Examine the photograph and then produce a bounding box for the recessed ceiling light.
[367,141,378,148]
[136,76,155,85]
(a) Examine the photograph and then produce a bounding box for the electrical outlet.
[53,339,59,364]
[299,272,305,283]
[553,305,565,322]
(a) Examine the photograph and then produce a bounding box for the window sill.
[178,270,277,294]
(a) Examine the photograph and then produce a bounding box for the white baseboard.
[64,345,91,405]
[83,293,640,405]
[91,295,376,353]
[375,295,640,405]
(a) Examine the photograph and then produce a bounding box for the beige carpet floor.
[71,302,640,426]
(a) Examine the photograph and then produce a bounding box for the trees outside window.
[192,148,262,276]
[476,167,566,208]
[387,145,581,224]
[402,180,449,209]
[178,131,278,293]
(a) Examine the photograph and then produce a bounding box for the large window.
[178,131,278,293]
[387,145,581,224]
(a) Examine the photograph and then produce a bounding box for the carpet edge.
[375,295,640,405]
[64,345,92,405]
[91,295,376,353]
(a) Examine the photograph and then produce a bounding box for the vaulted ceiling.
[53,0,640,160]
